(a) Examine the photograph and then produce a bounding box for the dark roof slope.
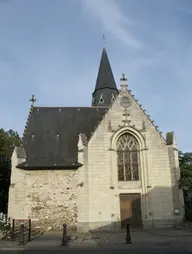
[19,106,108,169]
[93,47,117,92]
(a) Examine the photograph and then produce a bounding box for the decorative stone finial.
[120,73,128,90]
[120,73,127,82]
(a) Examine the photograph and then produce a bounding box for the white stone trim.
[109,126,150,221]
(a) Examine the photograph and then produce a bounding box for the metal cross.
[102,35,106,47]
[29,95,36,105]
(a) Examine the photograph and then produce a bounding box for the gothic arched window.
[117,133,140,181]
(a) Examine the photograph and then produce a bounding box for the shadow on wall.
[9,185,184,233]
[77,185,184,233]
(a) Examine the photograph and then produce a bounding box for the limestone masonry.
[8,48,184,231]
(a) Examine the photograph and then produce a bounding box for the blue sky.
[0,0,192,152]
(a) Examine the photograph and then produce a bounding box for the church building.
[8,47,184,231]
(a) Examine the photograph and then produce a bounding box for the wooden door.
[120,193,142,228]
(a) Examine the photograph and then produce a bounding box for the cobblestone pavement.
[176,223,192,230]
[23,231,97,250]
[0,240,23,250]
[1,228,192,252]
[93,228,192,245]
[1,248,192,253]
[0,231,97,251]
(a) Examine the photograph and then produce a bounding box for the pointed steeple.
[92,47,118,107]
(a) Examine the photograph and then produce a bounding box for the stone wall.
[8,156,78,231]
[25,170,78,230]
[8,149,26,219]
[83,85,183,230]
[8,85,183,232]
[167,139,185,218]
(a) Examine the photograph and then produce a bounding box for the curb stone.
[0,247,25,251]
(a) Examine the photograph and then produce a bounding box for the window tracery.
[117,133,139,181]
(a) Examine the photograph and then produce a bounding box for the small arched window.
[111,94,115,103]
[99,94,104,104]
[117,133,140,181]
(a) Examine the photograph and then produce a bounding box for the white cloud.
[81,0,142,49]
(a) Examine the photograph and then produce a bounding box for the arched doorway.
[116,133,142,228]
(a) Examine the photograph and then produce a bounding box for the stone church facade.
[8,48,184,231]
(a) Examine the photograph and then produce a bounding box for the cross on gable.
[29,95,36,105]
[120,73,128,90]
[120,73,127,82]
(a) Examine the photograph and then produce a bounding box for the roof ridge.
[89,103,112,141]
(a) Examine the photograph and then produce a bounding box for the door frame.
[119,193,142,228]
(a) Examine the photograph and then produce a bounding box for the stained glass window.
[117,133,139,181]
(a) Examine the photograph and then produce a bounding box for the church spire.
[92,47,118,107]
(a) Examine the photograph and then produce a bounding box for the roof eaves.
[16,162,83,170]
[92,87,119,95]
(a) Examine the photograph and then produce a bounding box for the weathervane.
[29,95,36,106]
[102,35,106,47]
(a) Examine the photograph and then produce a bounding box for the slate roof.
[93,47,117,92]
[18,106,108,169]
[92,47,119,107]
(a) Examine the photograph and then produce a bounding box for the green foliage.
[0,213,9,231]
[0,129,21,157]
[179,151,192,221]
[0,129,21,213]
[0,213,10,240]
[179,151,192,189]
